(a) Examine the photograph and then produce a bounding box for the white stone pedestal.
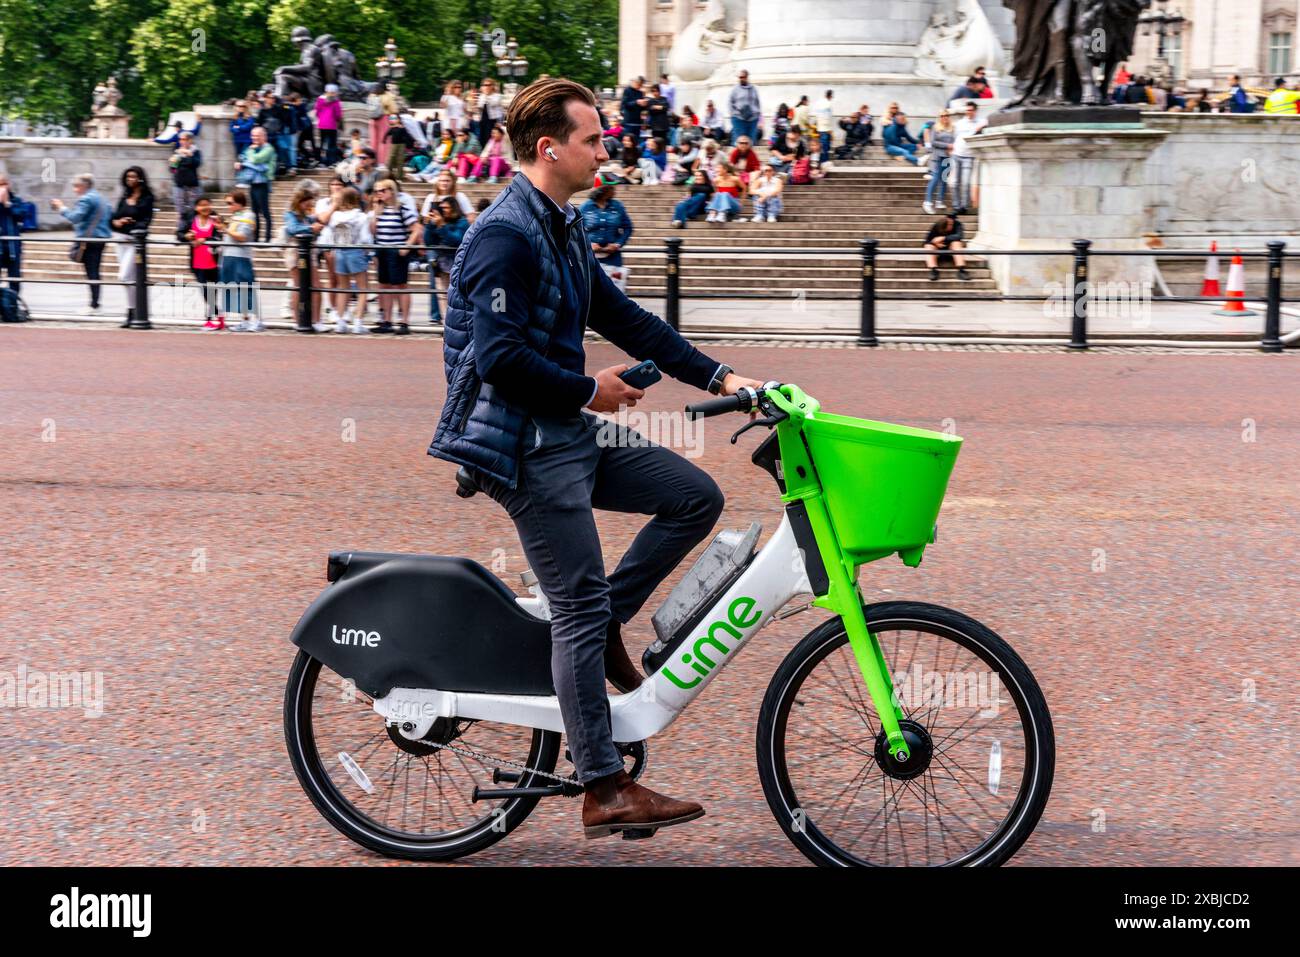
[194,104,237,192]
[966,124,1168,296]
[1140,112,1300,248]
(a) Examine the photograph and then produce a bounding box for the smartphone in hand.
[619,360,662,390]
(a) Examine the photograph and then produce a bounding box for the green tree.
[0,0,154,132]
[0,0,618,135]
[473,0,618,91]
[266,0,471,105]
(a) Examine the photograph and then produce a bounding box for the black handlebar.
[685,391,754,419]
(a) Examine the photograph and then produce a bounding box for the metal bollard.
[1069,239,1091,350]
[1261,240,1285,353]
[296,232,316,333]
[858,237,879,347]
[665,236,682,331]
[130,229,152,329]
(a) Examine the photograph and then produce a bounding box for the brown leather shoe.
[605,619,644,694]
[582,770,705,839]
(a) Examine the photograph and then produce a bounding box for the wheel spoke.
[297,658,551,848]
[770,617,1044,866]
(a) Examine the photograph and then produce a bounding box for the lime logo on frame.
[661,596,762,689]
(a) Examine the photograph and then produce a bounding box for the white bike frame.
[372,513,814,744]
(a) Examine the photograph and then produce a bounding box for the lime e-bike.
[284,383,1055,866]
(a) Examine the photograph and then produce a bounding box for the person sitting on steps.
[924,212,972,282]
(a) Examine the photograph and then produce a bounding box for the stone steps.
[25,170,990,296]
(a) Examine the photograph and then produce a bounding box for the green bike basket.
[801,411,961,567]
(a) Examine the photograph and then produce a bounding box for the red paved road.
[2,326,1297,866]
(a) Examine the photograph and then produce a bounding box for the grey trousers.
[474,411,724,781]
[952,156,976,210]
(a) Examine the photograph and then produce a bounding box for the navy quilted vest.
[427,173,591,488]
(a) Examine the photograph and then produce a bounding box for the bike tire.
[284,650,562,861]
[756,601,1055,867]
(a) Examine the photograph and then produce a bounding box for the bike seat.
[455,465,481,498]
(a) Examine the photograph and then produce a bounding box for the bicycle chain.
[421,738,581,788]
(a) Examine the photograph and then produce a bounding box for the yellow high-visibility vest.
[1263,88,1300,113]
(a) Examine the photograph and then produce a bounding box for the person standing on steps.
[728,70,761,145]
[235,126,277,243]
[428,77,767,840]
[109,166,155,328]
[50,174,111,313]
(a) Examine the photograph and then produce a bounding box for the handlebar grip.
[685,394,747,419]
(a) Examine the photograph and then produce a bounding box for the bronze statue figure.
[272,28,379,103]
[1004,0,1150,106]
[274,26,327,100]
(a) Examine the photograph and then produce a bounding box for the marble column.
[618,0,650,83]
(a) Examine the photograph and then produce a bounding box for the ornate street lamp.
[465,23,509,81]
[374,37,406,92]
[497,37,529,92]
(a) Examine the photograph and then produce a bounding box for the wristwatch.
[707,364,733,395]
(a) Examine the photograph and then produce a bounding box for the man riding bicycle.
[428,78,765,839]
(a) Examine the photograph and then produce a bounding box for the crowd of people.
[168,164,485,333]
[228,78,516,189]
[1109,66,1300,113]
[603,70,998,227]
[5,65,1297,326]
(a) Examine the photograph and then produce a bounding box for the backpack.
[14,200,38,231]
[0,287,30,323]
[789,157,812,184]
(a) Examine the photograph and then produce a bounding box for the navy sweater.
[456,196,720,416]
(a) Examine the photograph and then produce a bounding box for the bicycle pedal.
[620,827,656,841]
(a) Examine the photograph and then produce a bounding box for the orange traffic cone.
[1213,251,1257,317]
[1200,241,1221,297]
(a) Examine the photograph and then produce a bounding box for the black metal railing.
[653,238,1296,352]
[6,233,1296,352]
[9,232,461,331]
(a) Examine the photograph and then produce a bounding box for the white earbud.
[545,146,558,161]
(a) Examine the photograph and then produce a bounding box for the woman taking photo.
[109,166,155,328]
[421,197,469,325]
[580,183,633,290]
[419,169,476,222]
[50,173,111,313]
[283,183,328,329]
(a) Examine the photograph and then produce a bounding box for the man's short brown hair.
[506,77,598,165]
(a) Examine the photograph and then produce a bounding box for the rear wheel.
[757,601,1054,866]
[284,651,562,861]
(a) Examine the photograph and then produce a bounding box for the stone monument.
[82,78,131,140]
[668,0,1017,120]
[965,2,1160,292]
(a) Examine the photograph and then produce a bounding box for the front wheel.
[757,601,1055,866]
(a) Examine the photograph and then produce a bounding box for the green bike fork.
[803,492,909,761]
[767,387,910,760]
